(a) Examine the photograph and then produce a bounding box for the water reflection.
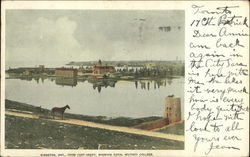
[8,75,175,92]
[19,76,32,81]
[137,79,168,90]
[6,75,184,118]
[88,78,173,92]
[55,77,77,87]
[89,79,117,93]
[33,77,45,84]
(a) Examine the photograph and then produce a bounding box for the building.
[92,60,115,74]
[164,97,181,124]
[77,68,93,75]
[77,68,85,75]
[134,96,182,130]
[93,65,116,74]
[38,65,45,71]
[55,68,77,78]
[22,70,30,76]
[145,63,157,69]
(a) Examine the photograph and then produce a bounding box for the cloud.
[33,16,83,61]
[6,10,184,67]
[7,16,84,66]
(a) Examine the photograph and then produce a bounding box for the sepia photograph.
[4,9,184,151]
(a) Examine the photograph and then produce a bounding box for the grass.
[157,122,184,135]
[5,115,184,150]
[5,99,162,127]
[5,99,184,149]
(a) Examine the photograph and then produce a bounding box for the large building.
[93,65,116,74]
[77,68,93,75]
[93,60,116,74]
[55,68,77,77]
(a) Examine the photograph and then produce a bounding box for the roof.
[56,68,77,71]
[94,66,115,69]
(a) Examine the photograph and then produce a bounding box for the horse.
[51,105,70,120]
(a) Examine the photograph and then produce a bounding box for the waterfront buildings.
[55,68,77,77]
[93,60,116,74]
[93,65,116,74]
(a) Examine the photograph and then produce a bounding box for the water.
[5,77,184,118]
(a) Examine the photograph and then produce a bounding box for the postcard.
[1,1,249,157]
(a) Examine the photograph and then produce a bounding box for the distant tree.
[169,67,173,76]
[181,65,185,76]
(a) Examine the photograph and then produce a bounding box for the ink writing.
[187,3,249,155]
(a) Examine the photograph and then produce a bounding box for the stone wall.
[134,118,169,130]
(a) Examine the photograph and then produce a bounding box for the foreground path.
[5,110,184,142]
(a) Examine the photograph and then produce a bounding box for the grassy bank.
[5,115,184,149]
[157,122,184,135]
[5,99,161,127]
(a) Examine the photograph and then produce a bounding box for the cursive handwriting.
[188,4,249,155]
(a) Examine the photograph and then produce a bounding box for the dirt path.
[5,110,184,142]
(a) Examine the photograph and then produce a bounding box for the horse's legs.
[62,113,63,120]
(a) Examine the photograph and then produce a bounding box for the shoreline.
[5,99,184,150]
[5,99,184,135]
[5,99,163,127]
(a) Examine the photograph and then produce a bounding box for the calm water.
[5,77,184,118]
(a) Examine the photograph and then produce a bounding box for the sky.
[6,10,184,68]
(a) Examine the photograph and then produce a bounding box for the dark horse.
[51,105,70,120]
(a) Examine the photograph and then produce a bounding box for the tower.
[98,60,102,65]
[164,96,181,123]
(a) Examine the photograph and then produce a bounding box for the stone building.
[93,60,115,74]
[93,65,116,74]
[55,68,77,78]
[38,65,45,71]
[164,97,181,123]
[134,96,182,130]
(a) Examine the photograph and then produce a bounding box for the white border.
[1,1,249,157]
[1,2,187,157]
